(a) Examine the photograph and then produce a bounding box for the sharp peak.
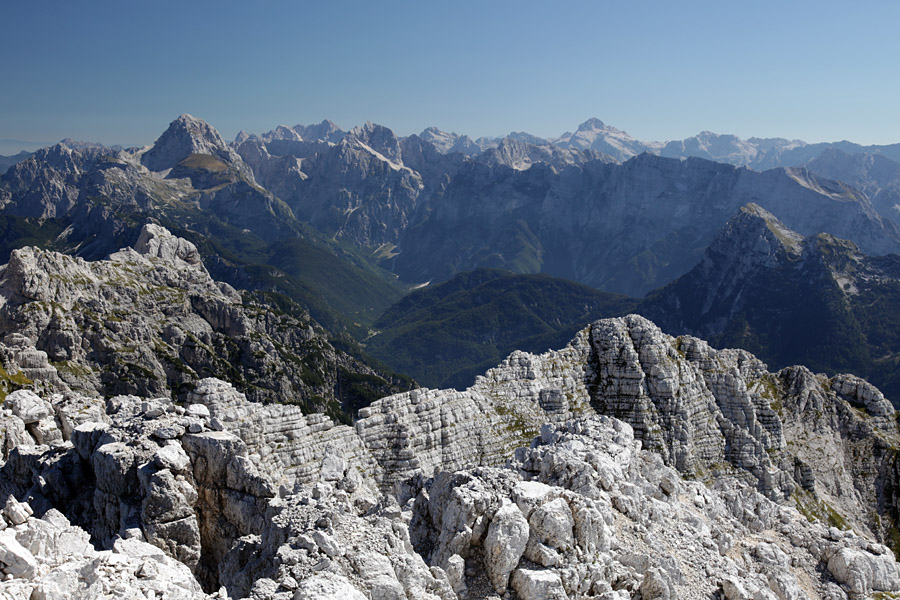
[174,114,228,136]
[172,112,225,132]
[577,117,607,131]
[158,114,223,141]
[174,113,203,122]
[728,203,805,252]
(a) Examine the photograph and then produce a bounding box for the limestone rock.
[3,495,33,525]
[510,567,568,600]
[0,314,899,600]
[135,223,205,271]
[0,232,409,417]
[292,573,367,600]
[641,567,676,600]
[0,529,37,578]
[483,500,529,593]
[527,497,574,552]
[827,547,900,596]
[4,390,50,425]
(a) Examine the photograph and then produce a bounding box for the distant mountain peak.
[418,127,492,156]
[554,118,650,161]
[140,114,237,173]
[350,120,388,137]
[576,117,607,132]
[291,119,345,144]
[57,138,123,152]
[346,122,405,165]
[723,202,805,256]
[307,118,339,130]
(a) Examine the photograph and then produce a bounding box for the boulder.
[5,390,50,425]
[483,500,529,593]
[827,547,900,595]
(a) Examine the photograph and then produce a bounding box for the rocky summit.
[1,236,900,600]
[0,224,409,421]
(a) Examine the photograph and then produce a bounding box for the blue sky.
[2,1,899,154]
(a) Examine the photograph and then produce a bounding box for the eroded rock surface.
[1,312,900,599]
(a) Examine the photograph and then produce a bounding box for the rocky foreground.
[0,378,898,600]
[1,232,900,598]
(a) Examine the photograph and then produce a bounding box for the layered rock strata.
[142,313,900,543]
[3,382,899,600]
[2,297,900,598]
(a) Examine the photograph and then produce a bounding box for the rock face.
[0,382,276,592]
[392,152,900,296]
[478,138,609,171]
[235,120,434,249]
[3,312,900,599]
[804,147,900,227]
[0,224,409,418]
[352,313,900,547]
[0,116,301,261]
[0,504,205,599]
[140,113,254,182]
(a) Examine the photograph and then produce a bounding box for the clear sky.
[2,0,899,154]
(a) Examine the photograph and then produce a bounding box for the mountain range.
[6,112,890,298]
[4,113,900,402]
[4,113,900,598]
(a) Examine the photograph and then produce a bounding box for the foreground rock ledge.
[1,314,900,599]
[0,397,894,598]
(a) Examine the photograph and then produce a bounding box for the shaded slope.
[367,268,636,389]
[639,203,900,404]
[392,154,900,296]
[0,225,413,422]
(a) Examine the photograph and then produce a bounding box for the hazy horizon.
[3,1,899,154]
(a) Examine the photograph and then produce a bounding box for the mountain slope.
[0,224,412,421]
[367,268,636,389]
[805,148,900,226]
[0,117,408,335]
[0,150,33,175]
[392,153,900,296]
[639,203,900,404]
